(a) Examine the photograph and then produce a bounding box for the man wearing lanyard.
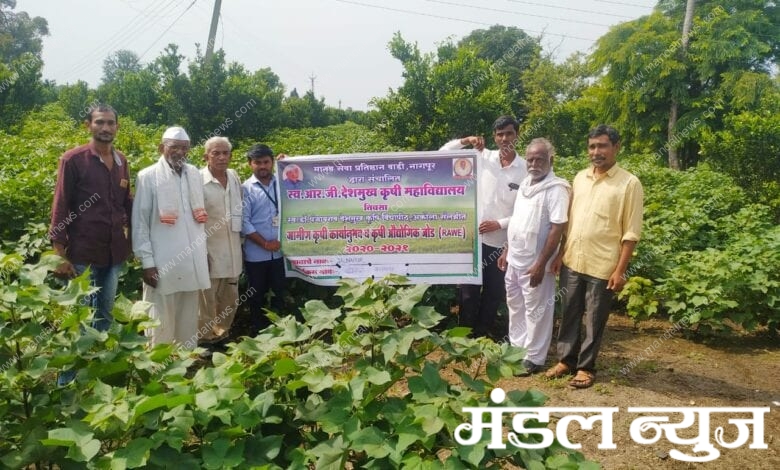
[241,144,286,334]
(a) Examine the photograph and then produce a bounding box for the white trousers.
[198,277,239,341]
[505,264,556,365]
[143,286,200,350]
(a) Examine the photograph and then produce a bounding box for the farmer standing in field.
[197,137,243,346]
[241,144,286,334]
[497,138,570,376]
[545,125,643,388]
[50,103,132,384]
[440,115,527,339]
[132,126,210,349]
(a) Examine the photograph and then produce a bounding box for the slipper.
[569,370,595,389]
[544,362,572,379]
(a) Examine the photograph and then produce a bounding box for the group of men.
[50,104,642,390]
[50,104,287,369]
[444,116,643,389]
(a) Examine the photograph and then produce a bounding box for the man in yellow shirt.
[546,125,643,388]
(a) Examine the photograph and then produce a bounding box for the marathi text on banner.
[276,150,481,286]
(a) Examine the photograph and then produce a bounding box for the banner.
[276,150,481,286]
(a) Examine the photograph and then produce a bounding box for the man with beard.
[498,138,570,376]
[132,126,211,349]
[50,104,133,384]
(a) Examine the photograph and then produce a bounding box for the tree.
[101,49,141,83]
[589,0,780,168]
[152,44,188,126]
[0,0,49,128]
[372,33,512,150]
[56,80,94,121]
[519,52,593,156]
[0,0,48,62]
[457,25,540,121]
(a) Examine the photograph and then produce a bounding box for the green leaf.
[455,369,486,392]
[133,394,169,418]
[301,369,335,393]
[113,437,154,468]
[202,437,245,469]
[457,442,486,466]
[349,426,391,459]
[364,366,392,385]
[195,389,219,411]
[272,357,298,377]
[409,305,444,328]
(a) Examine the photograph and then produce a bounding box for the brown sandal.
[544,362,572,379]
[569,370,595,389]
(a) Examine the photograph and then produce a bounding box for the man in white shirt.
[440,116,527,338]
[198,137,243,345]
[498,138,570,375]
[132,126,211,349]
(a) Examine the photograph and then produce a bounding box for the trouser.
[555,265,614,373]
[73,262,123,331]
[143,287,200,350]
[57,262,122,386]
[198,277,239,342]
[245,258,286,334]
[505,264,556,366]
[458,243,505,337]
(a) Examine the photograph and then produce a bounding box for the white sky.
[15,0,657,110]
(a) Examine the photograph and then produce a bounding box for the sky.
[15,0,658,110]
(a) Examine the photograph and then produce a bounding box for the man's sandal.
[569,370,595,389]
[544,362,572,379]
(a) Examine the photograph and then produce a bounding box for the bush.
[0,261,596,469]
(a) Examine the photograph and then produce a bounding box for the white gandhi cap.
[162,126,190,141]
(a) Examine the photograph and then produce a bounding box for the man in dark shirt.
[50,104,133,336]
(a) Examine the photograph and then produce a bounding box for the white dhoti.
[505,264,556,365]
[144,285,200,349]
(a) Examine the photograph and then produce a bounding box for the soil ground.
[224,301,778,469]
[491,315,780,470]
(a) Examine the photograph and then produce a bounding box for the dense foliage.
[555,154,780,334]
[0,258,596,469]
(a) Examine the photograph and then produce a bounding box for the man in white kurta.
[132,127,210,349]
[198,137,243,344]
[498,138,570,375]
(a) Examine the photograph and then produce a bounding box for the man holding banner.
[440,116,527,338]
[242,144,287,334]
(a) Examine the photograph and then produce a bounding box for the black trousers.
[555,265,614,373]
[458,243,506,337]
[245,257,286,334]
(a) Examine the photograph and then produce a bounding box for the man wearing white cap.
[132,126,211,349]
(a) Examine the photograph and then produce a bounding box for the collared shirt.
[49,141,132,267]
[562,163,643,280]
[440,139,527,248]
[242,174,281,262]
[201,167,243,278]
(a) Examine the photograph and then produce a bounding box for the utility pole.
[667,0,695,170]
[309,73,317,96]
[205,0,222,61]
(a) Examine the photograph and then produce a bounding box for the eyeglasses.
[165,143,190,152]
